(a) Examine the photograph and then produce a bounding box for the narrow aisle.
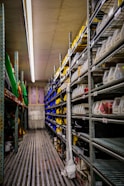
[4,130,79,186]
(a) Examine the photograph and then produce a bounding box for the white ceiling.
[1,0,87,83]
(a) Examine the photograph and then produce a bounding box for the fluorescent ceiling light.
[22,0,35,83]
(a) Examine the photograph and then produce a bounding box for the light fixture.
[22,0,35,83]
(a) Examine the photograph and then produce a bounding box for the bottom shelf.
[93,160,124,186]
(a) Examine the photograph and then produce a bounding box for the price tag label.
[82,95,86,99]
[102,118,108,123]
[82,117,85,120]
[93,91,98,96]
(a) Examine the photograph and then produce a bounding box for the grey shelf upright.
[44,0,124,184]
[0,4,5,184]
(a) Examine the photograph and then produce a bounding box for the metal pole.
[87,0,94,185]
[69,32,72,49]
[14,51,19,153]
[24,108,28,130]
[54,65,56,74]
[59,53,62,80]
[14,51,19,82]
[20,70,25,135]
[21,70,24,83]
[66,83,73,160]
[0,4,5,184]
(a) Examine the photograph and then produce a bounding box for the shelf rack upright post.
[0,4,5,184]
[14,51,19,153]
[87,0,96,185]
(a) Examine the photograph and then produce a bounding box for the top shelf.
[90,0,116,25]
[91,2,124,48]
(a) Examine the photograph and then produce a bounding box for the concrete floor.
[4,130,79,186]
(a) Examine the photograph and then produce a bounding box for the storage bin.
[103,70,109,84]
[112,97,121,114]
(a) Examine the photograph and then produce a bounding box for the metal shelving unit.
[93,160,124,186]
[90,2,124,46]
[89,0,124,185]
[72,93,88,103]
[91,79,124,95]
[46,118,66,130]
[72,131,90,143]
[71,72,88,87]
[91,116,124,125]
[45,0,124,185]
[93,138,124,160]
[72,145,90,166]
[91,43,124,71]
[45,121,66,144]
[44,52,70,163]
[0,4,28,184]
[46,113,66,118]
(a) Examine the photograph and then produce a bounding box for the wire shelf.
[93,159,124,186]
[92,115,124,125]
[93,138,124,158]
[90,0,115,24]
[91,43,124,70]
[91,2,124,47]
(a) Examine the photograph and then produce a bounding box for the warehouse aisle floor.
[4,130,79,186]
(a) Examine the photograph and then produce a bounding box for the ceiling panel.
[0,0,87,83]
[32,0,87,82]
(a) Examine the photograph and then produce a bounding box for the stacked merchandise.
[72,104,89,115]
[92,96,124,115]
[72,84,88,99]
[103,63,124,84]
[94,23,124,64]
